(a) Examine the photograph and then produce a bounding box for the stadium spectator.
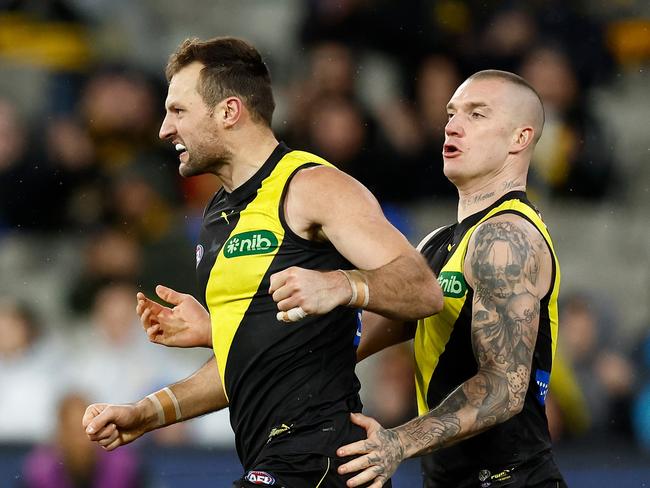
[544,351,590,441]
[466,3,613,85]
[42,116,105,231]
[520,46,618,200]
[473,8,539,74]
[107,165,196,295]
[0,98,58,233]
[286,43,422,205]
[78,67,168,173]
[283,41,359,148]
[304,96,382,193]
[0,100,102,233]
[558,292,635,440]
[67,228,142,314]
[0,298,64,442]
[69,280,197,405]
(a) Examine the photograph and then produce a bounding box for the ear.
[216,97,243,128]
[510,126,535,154]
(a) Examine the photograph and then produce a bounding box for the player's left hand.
[136,285,212,347]
[269,267,351,322]
[336,413,405,488]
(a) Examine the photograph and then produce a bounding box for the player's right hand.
[136,285,212,348]
[83,403,147,451]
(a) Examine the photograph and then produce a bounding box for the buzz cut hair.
[165,36,275,127]
[468,69,545,139]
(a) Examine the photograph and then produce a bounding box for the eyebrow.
[165,100,181,111]
[446,101,491,112]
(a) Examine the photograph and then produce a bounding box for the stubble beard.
[179,158,204,177]
[179,146,228,178]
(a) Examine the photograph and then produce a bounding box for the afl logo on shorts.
[196,244,204,267]
[245,470,276,485]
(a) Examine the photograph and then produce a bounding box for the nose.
[444,114,464,138]
[159,113,174,141]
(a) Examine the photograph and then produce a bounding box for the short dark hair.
[468,69,545,130]
[166,37,275,126]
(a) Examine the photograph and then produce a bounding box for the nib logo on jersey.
[224,230,278,258]
[437,271,467,298]
[245,470,276,485]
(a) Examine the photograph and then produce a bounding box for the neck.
[216,125,279,192]
[456,173,526,222]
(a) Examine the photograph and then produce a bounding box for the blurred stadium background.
[1,0,649,486]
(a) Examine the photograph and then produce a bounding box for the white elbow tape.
[338,269,370,309]
[147,387,182,426]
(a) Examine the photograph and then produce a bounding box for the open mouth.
[175,143,187,158]
[443,144,461,158]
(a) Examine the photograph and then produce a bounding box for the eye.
[506,264,522,279]
[471,112,485,119]
[479,263,496,280]
[447,112,455,121]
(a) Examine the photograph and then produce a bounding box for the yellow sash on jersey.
[205,151,333,399]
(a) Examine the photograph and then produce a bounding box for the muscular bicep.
[284,165,442,320]
[285,166,415,269]
[464,215,552,414]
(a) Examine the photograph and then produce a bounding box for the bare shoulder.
[468,213,549,251]
[464,213,552,299]
[289,165,378,206]
[285,165,382,231]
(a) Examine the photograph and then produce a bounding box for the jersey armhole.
[416,224,454,252]
[278,162,336,251]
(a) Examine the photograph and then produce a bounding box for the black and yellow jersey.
[415,191,562,484]
[195,143,362,469]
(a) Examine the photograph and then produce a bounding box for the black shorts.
[423,478,567,488]
[232,452,393,488]
[423,450,565,488]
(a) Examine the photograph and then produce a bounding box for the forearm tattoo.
[397,220,544,457]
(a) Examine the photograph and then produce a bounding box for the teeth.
[175,143,186,152]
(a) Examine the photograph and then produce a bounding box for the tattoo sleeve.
[395,218,548,459]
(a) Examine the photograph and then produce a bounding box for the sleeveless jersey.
[195,143,362,469]
[414,191,562,483]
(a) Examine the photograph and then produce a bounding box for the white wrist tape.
[147,387,182,426]
[338,269,370,308]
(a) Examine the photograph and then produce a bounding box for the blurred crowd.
[1,0,649,484]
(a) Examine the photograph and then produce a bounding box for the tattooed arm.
[337,214,552,487]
